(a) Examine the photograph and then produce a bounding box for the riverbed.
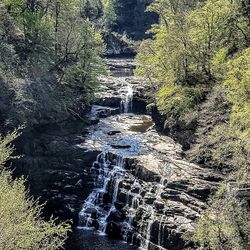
[65,57,220,250]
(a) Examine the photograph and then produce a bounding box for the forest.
[0,0,249,250]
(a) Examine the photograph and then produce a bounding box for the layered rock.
[103,32,137,56]
[80,112,222,249]
[96,57,150,113]
[79,58,222,249]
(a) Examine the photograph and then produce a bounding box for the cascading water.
[75,58,214,250]
[78,72,149,250]
[139,177,166,250]
[119,78,133,113]
[79,74,135,235]
[79,152,126,234]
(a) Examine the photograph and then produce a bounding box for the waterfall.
[119,78,133,113]
[158,215,166,247]
[78,58,175,250]
[140,206,154,250]
[139,177,166,250]
[79,152,125,234]
[122,84,133,113]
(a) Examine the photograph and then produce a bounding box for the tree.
[64,19,106,102]
[0,0,106,106]
[137,0,200,86]
[80,0,103,20]
[0,129,71,250]
[102,0,117,30]
[223,48,250,135]
[191,185,250,250]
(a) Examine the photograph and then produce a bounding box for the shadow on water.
[65,228,139,250]
[128,118,153,133]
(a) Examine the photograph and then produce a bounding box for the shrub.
[0,130,71,250]
[156,85,204,124]
[191,185,250,250]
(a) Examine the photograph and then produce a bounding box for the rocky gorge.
[68,57,222,249]
[0,0,248,249]
[9,56,223,250]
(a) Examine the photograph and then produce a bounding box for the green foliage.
[0,131,71,250]
[81,0,103,20]
[209,49,250,175]
[136,0,250,166]
[199,124,249,173]
[0,0,106,104]
[102,0,117,30]
[138,5,250,248]
[64,19,106,103]
[157,85,204,123]
[191,186,250,250]
[138,1,250,249]
[138,0,249,83]
[80,0,116,30]
[0,129,20,167]
[223,48,250,136]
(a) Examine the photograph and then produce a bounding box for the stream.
[65,57,219,250]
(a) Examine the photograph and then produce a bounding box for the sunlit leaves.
[192,186,250,249]
[0,131,71,250]
[224,48,250,135]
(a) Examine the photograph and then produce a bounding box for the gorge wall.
[113,0,158,40]
[2,57,223,250]
[0,2,225,249]
[76,58,222,250]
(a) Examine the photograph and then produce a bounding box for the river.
[65,57,219,250]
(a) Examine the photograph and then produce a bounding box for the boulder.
[105,222,123,239]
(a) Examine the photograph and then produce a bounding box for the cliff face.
[0,75,92,223]
[113,0,158,40]
[77,58,223,250]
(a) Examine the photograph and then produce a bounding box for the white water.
[79,152,125,234]
[79,60,171,250]
[80,76,135,236]
[141,206,154,250]
[119,78,133,113]
[139,177,166,250]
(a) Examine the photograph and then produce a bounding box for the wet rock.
[76,58,222,250]
[144,193,156,205]
[114,201,125,211]
[91,106,120,119]
[103,32,136,56]
[163,188,181,195]
[120,182,131,190]
[106,222,123,239]
[117,191,128,204]
[187,186,212,200]
[111,144,131,149]
[92,219,100,230]
[154,200,165,210]
[75,179,83,188]
[107,130,121,135]
[102,193,110,204]
[107,210,125,222]
[84,207,97,214]
[131,186,140,194]
[166,180,189,191]
[96,96,121,108]
[85,208,98,219]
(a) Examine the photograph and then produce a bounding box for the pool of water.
[65,228,139,250]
